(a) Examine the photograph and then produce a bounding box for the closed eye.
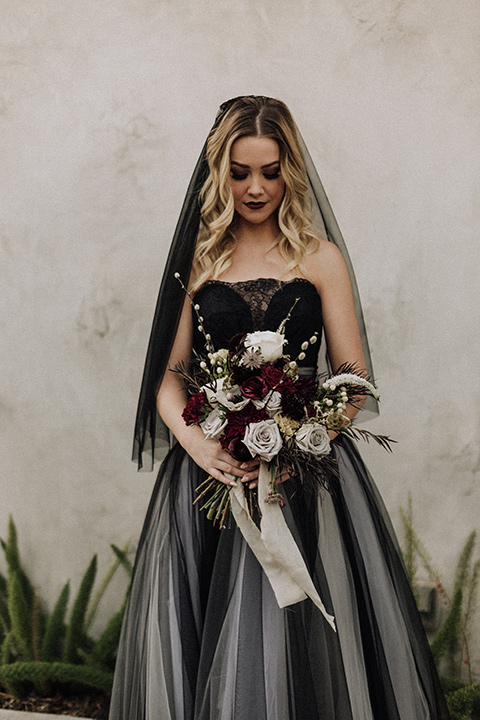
[230,171,248,180]
[264,171,280,180]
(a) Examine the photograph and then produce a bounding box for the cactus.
[0,661,113,693]
[85,541,130,631]
[0,518,131,700]
[41,581,70,662]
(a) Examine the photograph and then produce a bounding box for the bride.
[109,96,449,719]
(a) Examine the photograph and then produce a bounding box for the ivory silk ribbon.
[230,461,336,632]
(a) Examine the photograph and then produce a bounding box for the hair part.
[191,96,320,292]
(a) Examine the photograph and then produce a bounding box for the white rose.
[243,419,283,461]
[295,423,331,456]
[244,331,286,362]
[251,390,283,413]
[265,390,283,417]
[200,407,228,440]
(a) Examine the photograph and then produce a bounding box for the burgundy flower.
[223,437,253,462]
[229,333,247,356]
[182,391,207,426]
[281,391,306,420]
[306,404,318,419]
[261,364,285,389]
[220,404,268,441]
[295,377,317,402]
[278,381,311,421]
[240,376,269,401]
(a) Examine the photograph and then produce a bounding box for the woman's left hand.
[241,463,289,490]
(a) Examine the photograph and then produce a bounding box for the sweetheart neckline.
[199,277,316,291]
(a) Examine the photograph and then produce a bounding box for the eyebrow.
[230,160,280,169]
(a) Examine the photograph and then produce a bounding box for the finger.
[240,459,260,470]
[208,467,238,487]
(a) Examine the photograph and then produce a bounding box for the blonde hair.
[191,96,320,292]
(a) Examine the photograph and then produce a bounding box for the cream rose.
[200,407,228,440]
[265,390,283,417]
[244,331,286,362]
[295,423,331,456]
[243,419,283,461]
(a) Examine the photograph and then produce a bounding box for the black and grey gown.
[109,278,449,720]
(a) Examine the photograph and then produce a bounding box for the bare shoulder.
[306,238,350,292]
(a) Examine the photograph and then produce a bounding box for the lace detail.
[203,278,313,330]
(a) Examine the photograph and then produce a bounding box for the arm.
[309,240,367,431]
[156,294,259,486]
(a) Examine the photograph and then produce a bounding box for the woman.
[110,97,449,719]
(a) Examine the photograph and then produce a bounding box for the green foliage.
[41,582,70,662]
[0,662,113,693]
[446,684,480,720]
[8,571,33,662]
[63,555,97,664]
[85,542,130,631]
[87,596,127,670]
[0,516,131,700]
[431,588,463,667]
[400,495,480,685]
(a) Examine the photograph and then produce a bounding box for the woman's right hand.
[187,434,260,487]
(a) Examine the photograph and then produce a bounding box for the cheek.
[228,179,242,205]
[273,179,286,204]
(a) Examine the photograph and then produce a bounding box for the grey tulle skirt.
[109,437,449,719]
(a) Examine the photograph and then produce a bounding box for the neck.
[233,215,280,247]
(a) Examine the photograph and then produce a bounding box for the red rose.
[220,405,268,442]
[240,376,269,401]
[261,364,285,389]
[182,391,207,426]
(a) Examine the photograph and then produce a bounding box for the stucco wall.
[1,0,479,669]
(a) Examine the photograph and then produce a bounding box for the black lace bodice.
[192,278,323,367]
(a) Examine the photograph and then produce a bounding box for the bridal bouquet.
[173,275,392,529]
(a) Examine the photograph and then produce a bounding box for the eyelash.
[230,171,281,181]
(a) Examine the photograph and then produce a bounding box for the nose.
[248,173,263,197]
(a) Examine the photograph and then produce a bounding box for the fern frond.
[343,426,396,453]
[431,587,463,667]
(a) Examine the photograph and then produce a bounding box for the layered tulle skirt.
[109,437,449,720]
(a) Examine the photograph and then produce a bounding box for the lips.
[245,202,266,210]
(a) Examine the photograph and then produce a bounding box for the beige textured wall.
[1,0,479,661]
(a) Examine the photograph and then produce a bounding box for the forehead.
[230,136,280,165]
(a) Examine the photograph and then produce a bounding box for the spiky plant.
[400,495,480,684]
[0,516,131,700]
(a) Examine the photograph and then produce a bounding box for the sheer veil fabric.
[111,98,450,720]
[132,97,377,473]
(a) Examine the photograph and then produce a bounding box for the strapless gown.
[109,279,449,720]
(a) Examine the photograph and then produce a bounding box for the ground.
[0,691,109,718]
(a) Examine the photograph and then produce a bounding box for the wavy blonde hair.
[191,96,320,292]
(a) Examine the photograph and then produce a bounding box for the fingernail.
[249,482,256,489]
[230,481,237,487]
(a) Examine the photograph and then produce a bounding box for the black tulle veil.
[132,96,378,470]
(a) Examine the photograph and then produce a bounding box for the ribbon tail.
[230,465,336,633]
